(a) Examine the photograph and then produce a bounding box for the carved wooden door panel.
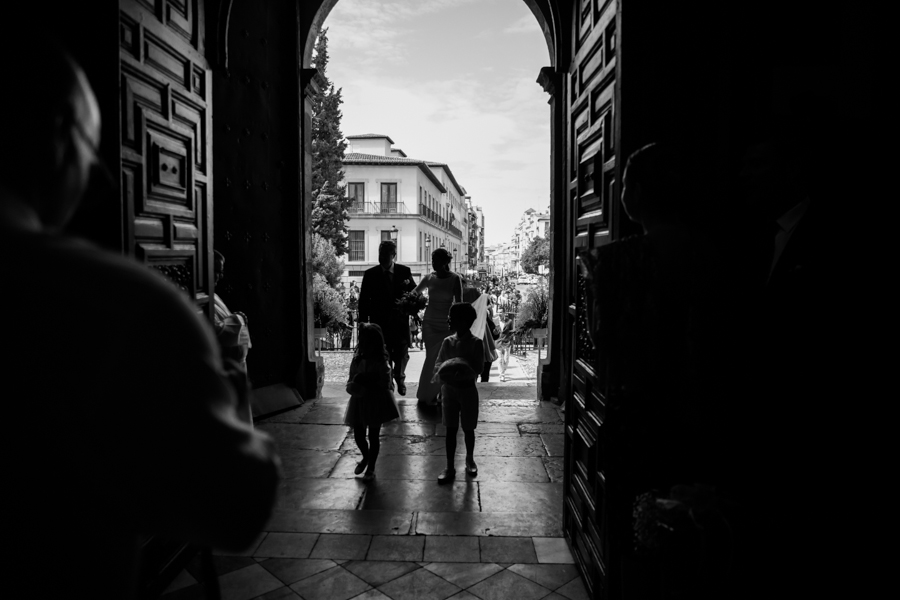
[119,2,212,595]
[563,0,621,597]
[119,0,213,321]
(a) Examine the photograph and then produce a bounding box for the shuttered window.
[349,230,365,261]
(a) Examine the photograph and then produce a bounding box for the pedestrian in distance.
[433,302,484,483]
[343,323,400,482]
[496,313,516,382]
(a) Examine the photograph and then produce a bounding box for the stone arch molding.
[301,0,560,68]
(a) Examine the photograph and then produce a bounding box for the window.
[380,182,397,213]
[347,183,364,212]
[349,230,365,261]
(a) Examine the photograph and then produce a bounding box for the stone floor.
[162,352,584,600]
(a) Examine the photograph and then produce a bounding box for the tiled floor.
[162,375,587,600]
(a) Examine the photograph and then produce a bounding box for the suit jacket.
[358,263,416,344]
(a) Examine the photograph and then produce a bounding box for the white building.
[341,134,469,285]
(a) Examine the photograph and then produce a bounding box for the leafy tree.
[312,273,349,328]
[311,232,344,288]
[311,183,348,256]
[520,236,550,275]
[311,27,350,255]
[517,278,550,331]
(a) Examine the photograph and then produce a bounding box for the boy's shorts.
[441,383,479,431]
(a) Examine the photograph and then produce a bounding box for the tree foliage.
[311,27,350,256]
[520,236,551,275]
[311,232,345,288]
[517,278,550,330]
[312,273,348,328]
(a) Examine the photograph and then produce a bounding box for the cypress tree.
[311,27,350,256]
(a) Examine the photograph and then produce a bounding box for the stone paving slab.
[339,435,432,455]
[361,480,480,512]
[477,406,563,424]
[276,478,365,511]
[518,423,566,435]
[299,403,348,425]
[423,435,547,457]
[541,433,566,457]
[258,422,349,452]
[478,482,564,514]
[330,454,550,483]
[434,422,520,436]
[379,421,435,437]
[265,509,413,535]
[414,512,563,537]
[542,457,565,483]
[276,448,342,480]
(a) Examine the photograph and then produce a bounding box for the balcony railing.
[418,204,460,235]
[347,202,410,215]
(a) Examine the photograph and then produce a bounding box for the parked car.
[516,276,530,285]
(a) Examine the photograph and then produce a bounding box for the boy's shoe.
[437,468,455,483]
[465,460,478,476]
[362,471,376,482]
[354,460,368,475]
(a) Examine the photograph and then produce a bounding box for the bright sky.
[324,0,551,246]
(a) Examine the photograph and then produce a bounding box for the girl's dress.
[416,272,462,403]
[343,355,400,427]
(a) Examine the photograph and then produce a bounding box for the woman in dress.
[414,248,464,405]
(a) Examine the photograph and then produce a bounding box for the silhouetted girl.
[343,323,400,482]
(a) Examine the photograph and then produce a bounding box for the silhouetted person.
[213,252,253,370]
[583,143,731,598]
[357,240,417,395]
[0,43,280,599]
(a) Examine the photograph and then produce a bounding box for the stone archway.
[298,0,569,403]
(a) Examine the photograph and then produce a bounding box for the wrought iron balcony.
[347,202,410,215]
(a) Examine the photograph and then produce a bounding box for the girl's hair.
[356,323,390,363]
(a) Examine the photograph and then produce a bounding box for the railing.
[417,204,461,237]
[348,202,410,215]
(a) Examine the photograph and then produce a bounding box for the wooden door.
[562,0,621,597]
[119,1,212,594]
[120,0,214,321]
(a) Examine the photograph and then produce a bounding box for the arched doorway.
[44,1,871,597]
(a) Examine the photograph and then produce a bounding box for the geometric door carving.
[563,1,621,598]
[120,0,213,320]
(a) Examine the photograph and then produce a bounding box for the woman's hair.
[431,248,452,264]
[356,323,390,363]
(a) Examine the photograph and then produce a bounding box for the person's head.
[448,302,477,334]
[738,139,805,220]
[378,240,397,269]
[213,250,226,284]
[356,323,388,359]
[504,312,515,323]
[0,43,102,231]
[621,143,681,229]
[431,248,452,273]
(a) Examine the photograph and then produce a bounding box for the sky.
[323,0,551,246]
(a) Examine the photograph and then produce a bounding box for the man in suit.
[358,240,417,394]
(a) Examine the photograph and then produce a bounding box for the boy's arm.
[432,339,451,382]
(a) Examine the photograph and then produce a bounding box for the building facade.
[341,134,470,285]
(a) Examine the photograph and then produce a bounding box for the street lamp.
[390,225,398,241]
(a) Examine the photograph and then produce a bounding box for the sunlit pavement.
[162,357,586,600]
